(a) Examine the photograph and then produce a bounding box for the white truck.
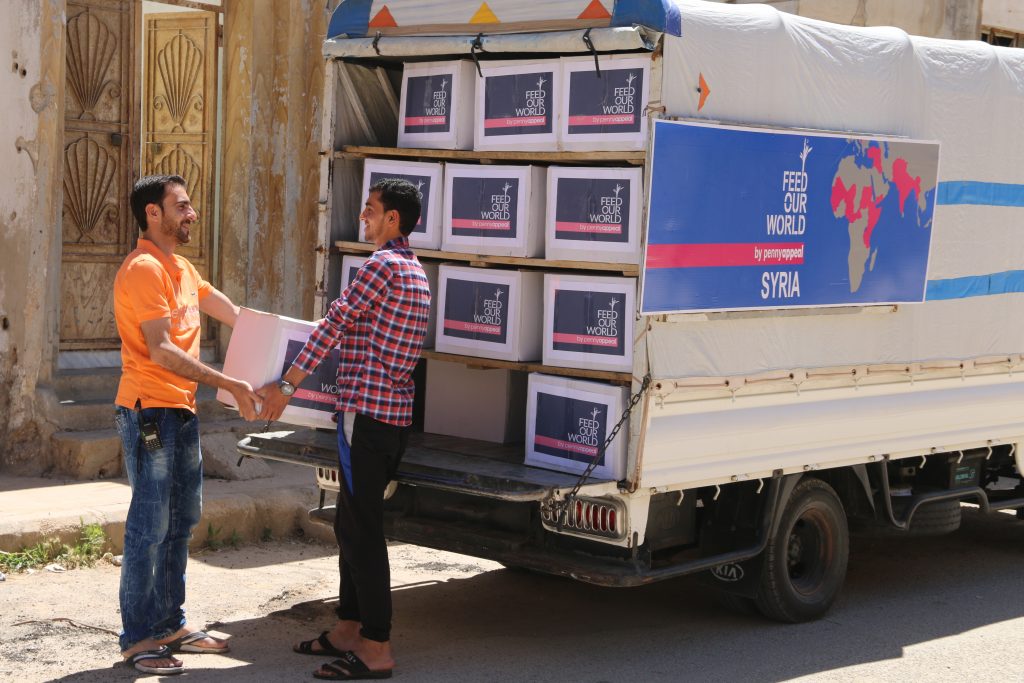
[239,0,1024,622]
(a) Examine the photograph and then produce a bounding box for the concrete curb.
[0,461,336,555]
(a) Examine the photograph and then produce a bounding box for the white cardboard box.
[542,273,636,373]
[218,308,340,430]
[398,60,476,150]
[474,60,560,152]
[340,255,439,349]
[424,359,526,443]
[442,163,545,257]
[560,55,652,151]
[525,373,629,480]
[545,166,643,264]
[360,159,443,249]
[435,264,543,362]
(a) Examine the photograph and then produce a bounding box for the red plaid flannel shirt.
[292,237,431,426]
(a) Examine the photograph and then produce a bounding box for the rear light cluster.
[316,467,341,492]
[541,497,624,539]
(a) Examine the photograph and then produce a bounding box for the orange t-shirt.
[114,239,213,411]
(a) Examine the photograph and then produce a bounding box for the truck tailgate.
[238,429,598,501]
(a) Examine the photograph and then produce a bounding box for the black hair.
[130,174,187,232]
[368,177,422,236]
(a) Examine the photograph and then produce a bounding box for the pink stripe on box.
[568,114,635,126]
[534,435,599,457]
[451,218,512,231]
[555,221,623,235]
[294,388,336,405]
[405,116,447,127]
[484,116,547,129]
[551,333,619,348]
[444,319,502,336]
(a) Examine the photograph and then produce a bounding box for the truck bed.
[238,429,599,501]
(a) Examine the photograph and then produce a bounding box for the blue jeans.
[114,405,203,651]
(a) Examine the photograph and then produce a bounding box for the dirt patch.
[0,538,502,682]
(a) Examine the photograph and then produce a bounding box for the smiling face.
[154,183,197,245]
[360,190,402,248]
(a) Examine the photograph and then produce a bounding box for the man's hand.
[256,381,292,422]
[227,379,261,421]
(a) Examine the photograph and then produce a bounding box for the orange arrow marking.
[369,5,397,28]
[698,72,711,111]
[578,0,612,20]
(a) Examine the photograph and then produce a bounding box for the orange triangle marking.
[369,5,398,28]
[698,72,712,111]
[578,0,612,20]
[470,2,499,24]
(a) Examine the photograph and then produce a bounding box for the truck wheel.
[863,498,962,537]
[903,499,962,535]
[755,478,849,623]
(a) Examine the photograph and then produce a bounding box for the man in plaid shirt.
[258,178,430,680]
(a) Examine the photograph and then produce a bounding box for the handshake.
[217,377,297,423]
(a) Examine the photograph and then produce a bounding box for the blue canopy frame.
[327,0,682,40]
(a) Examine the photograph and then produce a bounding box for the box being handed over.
[525,373,629,480]
[218,308,340,430]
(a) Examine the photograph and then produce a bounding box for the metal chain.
[547,373,652,532]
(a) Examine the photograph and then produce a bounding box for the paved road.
[3,508,1023,682]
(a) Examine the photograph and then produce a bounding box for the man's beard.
[163,219,192,245]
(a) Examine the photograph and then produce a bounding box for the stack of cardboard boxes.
[222,55,651,482]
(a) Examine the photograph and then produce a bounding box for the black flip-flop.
[165,630,230,654]
[294,631,348,658]
[313,651,393,680]
[126,645,184,675]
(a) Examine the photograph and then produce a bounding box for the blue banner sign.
[641,120,940,314]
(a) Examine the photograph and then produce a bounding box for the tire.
[903,499,962,535]
[858,498,963,537]
[754,478,849,623]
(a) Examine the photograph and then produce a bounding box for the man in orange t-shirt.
[112,174,258,676]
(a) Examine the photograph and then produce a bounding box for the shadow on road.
[44,509,1024,682]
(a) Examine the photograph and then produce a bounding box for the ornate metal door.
[60,0,138,350]
[143,10,219,312]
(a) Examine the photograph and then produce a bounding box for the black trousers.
[334,413,408,643]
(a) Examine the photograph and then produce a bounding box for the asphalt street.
[2,507,1023,682]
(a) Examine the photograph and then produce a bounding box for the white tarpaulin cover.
[325,0,1024,381]
[647,1,1024,380]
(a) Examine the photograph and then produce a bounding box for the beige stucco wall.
[0,0,65,473]
[983,0,1024,32]
[220,0,329,325]
[736,0,983,39]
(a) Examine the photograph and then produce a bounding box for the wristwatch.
[278,379,296,397]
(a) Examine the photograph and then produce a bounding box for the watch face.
[279,381,295,396]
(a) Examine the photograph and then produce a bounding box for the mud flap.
[695,474,804,598]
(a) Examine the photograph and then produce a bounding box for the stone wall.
[0,0,65,474]
[0,0,329,473]
[220,0,330,332]
[983,0,1024,32]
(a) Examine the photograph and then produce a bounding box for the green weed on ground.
[0,522,109,573]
